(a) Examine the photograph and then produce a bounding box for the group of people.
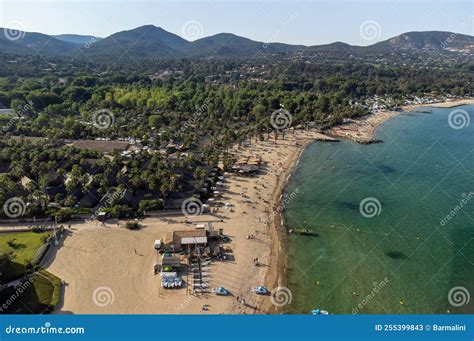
[236,296,246,306]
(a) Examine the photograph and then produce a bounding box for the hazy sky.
[0,0,473,46]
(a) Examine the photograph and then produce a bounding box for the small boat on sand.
[311,309,329,315]
[251,286,270,295]
[213,287,230,296]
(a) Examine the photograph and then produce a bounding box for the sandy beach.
[329,98,474,143]
[40,130,325,314]
[33,97,474,314]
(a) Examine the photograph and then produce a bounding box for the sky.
[0,0,473,46]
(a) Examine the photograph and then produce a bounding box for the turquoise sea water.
[283,105,474,314]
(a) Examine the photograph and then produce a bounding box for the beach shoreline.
[259,97,474,313]
[260,135,317,314]
[328,98,474,144]
[24,98,474,314]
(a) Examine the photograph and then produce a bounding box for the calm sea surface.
[283,105,474,314]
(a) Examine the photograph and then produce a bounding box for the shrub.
[124,221,142,230]
[104,205,133,219]
[138,199,164,213]
[31,226,43,233]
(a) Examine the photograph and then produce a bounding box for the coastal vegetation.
[0,25,472,315]
[0,50,471,219]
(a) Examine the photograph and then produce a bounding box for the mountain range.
[1,25,473,60]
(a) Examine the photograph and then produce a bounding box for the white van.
[154,240,162,250]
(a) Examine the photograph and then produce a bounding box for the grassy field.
[0,270,61,314]
[0,231,61,314]
[0,231,52,282]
